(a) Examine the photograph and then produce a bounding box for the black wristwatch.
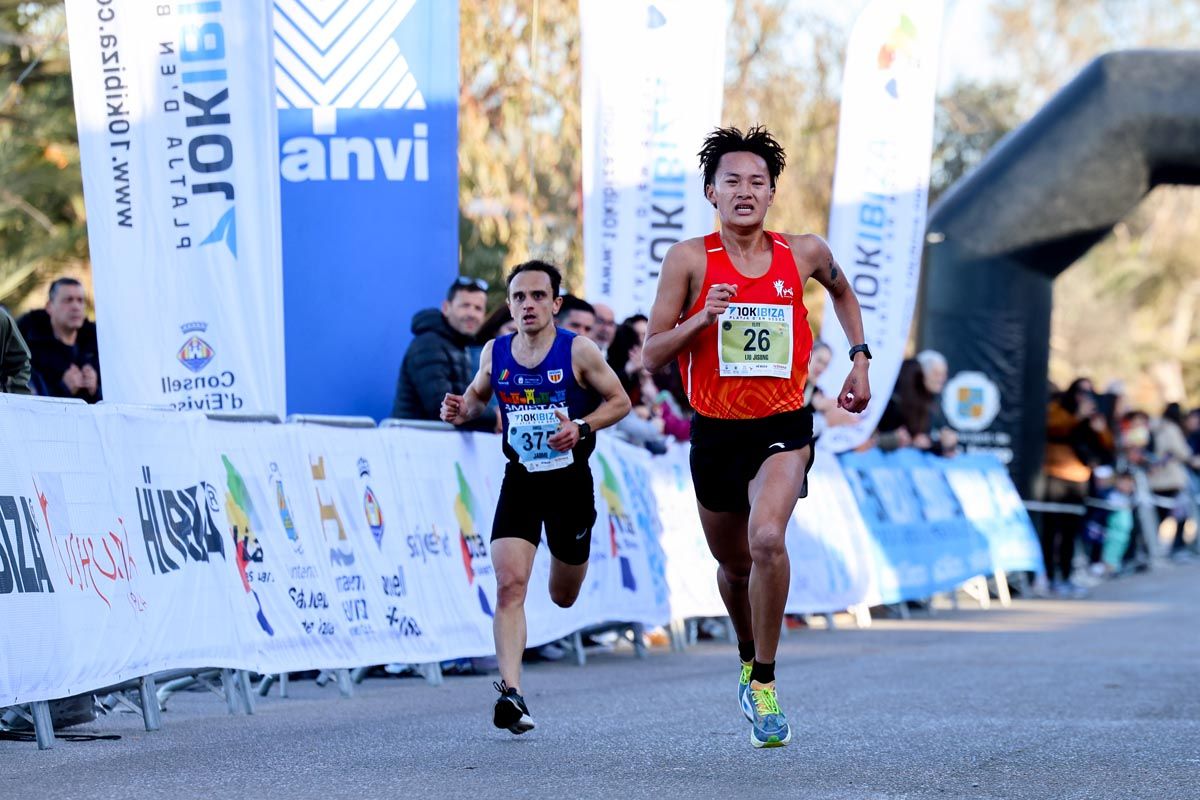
[572,418,592,439]
[848,343,872,363]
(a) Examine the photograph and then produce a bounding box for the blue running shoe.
[749,682,791,748]
[493,680,535,734]
[739,661,754,722]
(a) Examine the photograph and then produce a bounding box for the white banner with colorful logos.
[65,0,285,416]
[818,0,945,451]
[581,0,725,318]
[0,394,1037,705]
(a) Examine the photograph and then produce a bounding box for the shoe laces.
[739,662,753,686]
[493,680,513,696]
[752,684,781,717]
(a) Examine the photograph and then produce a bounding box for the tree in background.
[0,1,85,309]
[977,0,1200,405]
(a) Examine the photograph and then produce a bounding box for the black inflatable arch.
[918,49,1200,495]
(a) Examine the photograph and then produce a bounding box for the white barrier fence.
[0,394,1039,710]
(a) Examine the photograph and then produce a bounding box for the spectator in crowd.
[392,276,492,430]
[875,351,957,456]
[589,302,617,354]
[18,277,101,402]
[1150,402,1194,558]
[1185,408,1200,460]
[555,295,595,337]
[1040,378,1111,597]
[0,306,33,394]
[478,305,517,343]
[606,322,669,454]
[623,313,648,344]
[1098,470,1137,577]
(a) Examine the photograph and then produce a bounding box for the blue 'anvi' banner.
[275,0,459,418]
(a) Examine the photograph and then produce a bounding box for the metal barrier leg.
[30,701,55,750]
[350,666,371,684]
[572,630,587,666]
[221,669,240,714]
[256,674,276,697]
[668,618,687,652]
[418,662,444,687]
[850,603,873,628]
[823,612,837,631]
[280,672,289,699]
[335,668,353,698]
[631,624,647,659]
[140,675,162,731]
[237,671,255,714]
[994,571,1012,607]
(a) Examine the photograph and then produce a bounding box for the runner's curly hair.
[698,125,787,193]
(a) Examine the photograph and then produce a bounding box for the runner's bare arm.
[548,337,632,451]
[643,240,736,372]
[440,340,495,425]
[794,234,871,413]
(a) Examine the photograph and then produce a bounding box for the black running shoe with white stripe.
[493,681,535,734]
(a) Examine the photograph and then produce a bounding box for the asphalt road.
[6,562,1198,800]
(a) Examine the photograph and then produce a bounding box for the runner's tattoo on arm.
[830,263,839,282]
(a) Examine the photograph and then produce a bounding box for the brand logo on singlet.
[497,368,510,384]
[513,374,543,387]
[547,369,563,384]
[773,279,794,299]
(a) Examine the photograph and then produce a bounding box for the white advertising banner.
[581,0,725,317]
[818,0,945,451]
[65,0,285,416]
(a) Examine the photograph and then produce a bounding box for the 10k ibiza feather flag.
[818,0,945,451]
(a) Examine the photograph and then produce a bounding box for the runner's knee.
[719,561,751,588]
[496,573,529,608]
[748,524,787,562]
[549,584,579,608]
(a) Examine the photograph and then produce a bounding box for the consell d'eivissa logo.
[162,321,246,411]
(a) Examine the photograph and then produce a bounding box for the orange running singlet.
[679,231,813,420]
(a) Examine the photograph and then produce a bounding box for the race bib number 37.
[507,408,574,472]
[718,303,793,378]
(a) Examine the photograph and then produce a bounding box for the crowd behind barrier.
[0,394,1044,722]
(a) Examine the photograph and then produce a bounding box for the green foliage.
[0,1,85,308]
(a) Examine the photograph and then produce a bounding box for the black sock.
[737,640,755,663]
[750,660,775,684]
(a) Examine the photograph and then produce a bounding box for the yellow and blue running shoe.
[739,661,755,722]
[749,681,791,748]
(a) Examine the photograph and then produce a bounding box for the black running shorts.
[491,460,596,566]
[689,407,817,514]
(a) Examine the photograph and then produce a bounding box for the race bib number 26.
[718,303,793,378]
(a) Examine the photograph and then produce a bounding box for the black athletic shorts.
[491,460,596,566]
[689,406,817,514]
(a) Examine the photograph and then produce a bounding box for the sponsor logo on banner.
[876,14,920,98]
[177,322,215,373]
[159,4,242,256]
[162,323,248,412]
[309,455,353,565]
[275,0,429,181]
[596,454,637,592]
[134,466,226,576]
[269,462,301,552]
[944,371,1001,432]
[357,458,385,548]
[453,463,494,617]
[943,371,1013,464]
[0,492,56,596]
[222,456,275,636]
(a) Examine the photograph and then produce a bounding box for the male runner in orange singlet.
[643,126,872,748]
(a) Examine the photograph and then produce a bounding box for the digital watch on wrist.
[848,343,872,363]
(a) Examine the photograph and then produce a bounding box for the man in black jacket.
[392,276,492,429]
[18,278,102,402]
